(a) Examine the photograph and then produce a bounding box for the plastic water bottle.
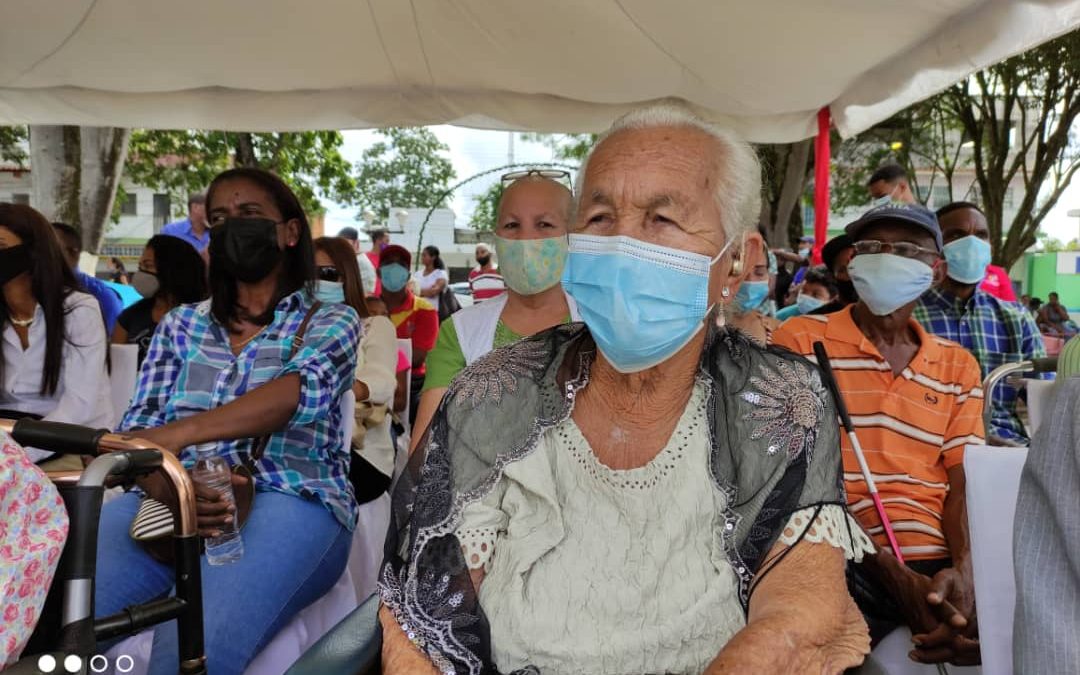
[191,444,244,565]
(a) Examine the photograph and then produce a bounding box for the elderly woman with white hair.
[379,105,874,675]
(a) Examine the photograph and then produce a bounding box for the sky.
[322,127,564,238]
[322,126,1080,245]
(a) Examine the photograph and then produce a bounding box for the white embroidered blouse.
[457,380,873,675]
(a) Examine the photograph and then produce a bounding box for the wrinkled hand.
[911,567,980,665]
[706,602,869,675]
[379,605,439,675]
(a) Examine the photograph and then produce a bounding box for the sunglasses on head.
[317,266,341,282]
[501,169,572,190]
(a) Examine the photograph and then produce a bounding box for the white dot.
[63,655,82,673]
[37,655,57,673]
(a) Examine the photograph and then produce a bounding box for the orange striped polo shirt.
[772,306,985,561]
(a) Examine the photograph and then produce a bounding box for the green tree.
[0,125,27,166]
[354,128,456,221]
[520,133,596,163]
[469,182,505,231]
[125,130,358,216]
[831,29,1080,270]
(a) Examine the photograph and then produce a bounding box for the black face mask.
[476,255,491,267]
[0,245,31,285]
[209,217,283,283]
[837,279,859,304]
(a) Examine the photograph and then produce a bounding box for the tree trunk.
[29,125,131,254]
[234,132,258,167]
[29,125,81,224]
[758,139,812,248]
[78,127,132,252]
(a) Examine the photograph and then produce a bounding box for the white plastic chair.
[963,444,1028,675]
[109,344,140,428]
[1024,379,1055,434]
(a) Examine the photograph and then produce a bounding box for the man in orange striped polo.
[773,203,984,666]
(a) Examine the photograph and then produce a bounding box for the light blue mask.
[380,263,410,293]
[562,234,732,374]
[734,280,769,314]
[314,280,345,304]
[943,235,992,285]
[796,292,827,315]
[849,253,933,316]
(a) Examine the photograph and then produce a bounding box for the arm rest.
[285,594,382,675]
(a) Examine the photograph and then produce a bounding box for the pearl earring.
[721,286,731,298]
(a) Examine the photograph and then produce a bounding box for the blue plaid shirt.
[913,287,1045,442]
[121,291,362,529]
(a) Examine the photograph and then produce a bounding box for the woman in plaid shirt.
[93,168,362,675]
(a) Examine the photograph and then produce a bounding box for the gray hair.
[574,103,762,240]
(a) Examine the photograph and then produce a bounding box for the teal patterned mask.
[494,234,568,296]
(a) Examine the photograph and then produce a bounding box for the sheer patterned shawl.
[380,323,848,674]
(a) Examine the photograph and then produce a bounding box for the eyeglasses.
[316,266,341,282]
[853,240,939,260]
[501,169,572,189]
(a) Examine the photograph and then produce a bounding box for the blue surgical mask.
[798,247,811,259]
[314,279,345,304]
[562,234,732,374]
[380,263,409,293]
[943,235,991,285]
[796,292,827,315]
[734,280,769,314]
[849,253,933,316]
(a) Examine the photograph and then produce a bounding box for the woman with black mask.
[112,234,208,365]
[0,203,112,466]
[94,168,363,674]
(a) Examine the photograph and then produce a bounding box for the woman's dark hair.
[0,203,80,396]
[423,245,445,271]
[314,237,370,319]
[205,168,315,328]
[110,256,126,271]
[802,266,839,299]
[145,235,208,306]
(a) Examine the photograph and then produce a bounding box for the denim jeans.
[94,490,350,675]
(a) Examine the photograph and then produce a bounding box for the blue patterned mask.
[562,234,732,373]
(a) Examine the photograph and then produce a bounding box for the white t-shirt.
[356,253,377,296]
[412,268,449,313]
[1,292,114,461]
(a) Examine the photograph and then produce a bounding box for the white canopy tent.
[1,0,1078,141]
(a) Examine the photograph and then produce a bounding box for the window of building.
[930,186,950,207]
[11,193,29,205]
[152,193,171,231]
[119,192,137,216]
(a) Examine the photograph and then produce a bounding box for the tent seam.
[408,0,437,87]
[367,0,403,89]
[612,0,705,88]
[3,0,101,88]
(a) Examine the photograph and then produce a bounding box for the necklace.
[230,325,268,351]
[9,315,33,328]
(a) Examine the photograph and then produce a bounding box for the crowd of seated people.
[4,102,1080,675]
